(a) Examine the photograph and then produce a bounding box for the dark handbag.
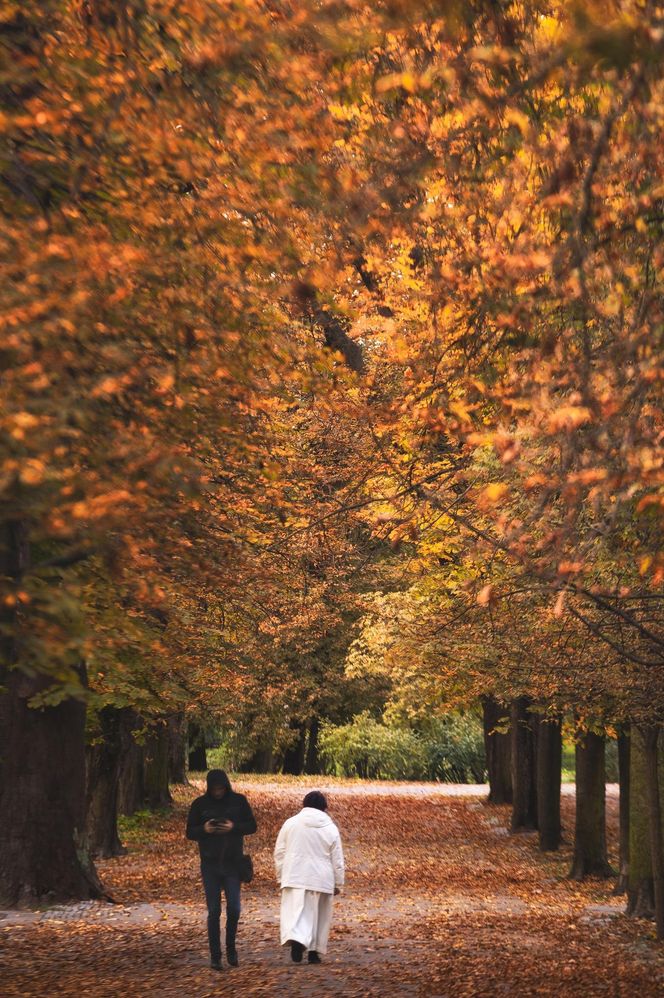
[238,854,253,884]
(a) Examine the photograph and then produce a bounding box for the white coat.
[274,807,345,895]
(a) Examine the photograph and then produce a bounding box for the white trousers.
[280,887,334,954]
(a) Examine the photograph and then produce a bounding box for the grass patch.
[118,808,172,846]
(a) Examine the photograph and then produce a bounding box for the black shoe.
[308,950,322,964]
[210,958,223,971]
[227,948,239,967]
[290,941,304,963]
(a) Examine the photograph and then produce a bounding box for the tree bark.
[187,721,207,773]
[640,724,664,940]
[167,712,188,784]
[483,697,512,805]
[304,718,321,775]
[569,731,613,880]
[537,716,562,851]
[143,722,172,809]
[510,697,538,831]
[627,725,664,918]
[615,728,630,895]
[0,520,104,904]
[86,706,133,858]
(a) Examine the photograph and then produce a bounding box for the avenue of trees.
[1,0,663,941]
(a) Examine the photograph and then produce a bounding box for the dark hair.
[303,790,327,811]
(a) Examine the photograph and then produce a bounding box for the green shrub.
[319,711,486,783]
[319,712,427,779]
[420,714,487,783]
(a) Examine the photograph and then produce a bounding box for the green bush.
[319,712,427,779]
[421,714,487,783]
[319,711,486,783]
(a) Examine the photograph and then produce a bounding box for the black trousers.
[200,863,241,961]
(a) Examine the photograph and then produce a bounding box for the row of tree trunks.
[495,697,610,870]
[241,718,322,775]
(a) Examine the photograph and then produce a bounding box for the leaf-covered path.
[2,780,663,997]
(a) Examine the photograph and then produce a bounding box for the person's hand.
[204,820,231,834]
[334,887,341,896]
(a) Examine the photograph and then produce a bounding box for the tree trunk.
[304,718,321,775]
[615,728,630,895]
[510,697,538,831]
[187,721,207,773]
[0,520,103,905]
[282,722,307,775]
[641,724,664,940]
[483,697,512,805]
[627,725,664,917]
[569,731,613,880]
[86,706,132,858]
[167,712,187,784]
[537,716,562,851]
[118,716,145,817]
[143,722,172,809]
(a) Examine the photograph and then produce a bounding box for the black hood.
[206,769,232,795]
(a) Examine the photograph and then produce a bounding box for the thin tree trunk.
[305,718,321,775]
[483,697,512,805]
[86,706,133,858]
[0,521,104,904]
[282,721,307,775]
[143,722,172,809]
[569,731,613,880]
[167,712,187,784]
[537,717,562,851]
[187,721,207,773]
[510,697,537,831]
[641,724,664,941]
[118,715,145,817]
[615,728,631,895]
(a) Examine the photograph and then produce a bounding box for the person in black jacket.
[186,769,257,970]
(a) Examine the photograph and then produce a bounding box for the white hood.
[300,807,334,828]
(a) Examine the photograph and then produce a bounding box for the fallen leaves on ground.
[1,782,663,997]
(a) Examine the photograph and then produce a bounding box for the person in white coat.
[274,790,345,965]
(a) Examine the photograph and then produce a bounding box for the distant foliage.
[421,715,487,784]
[319,711,486,782]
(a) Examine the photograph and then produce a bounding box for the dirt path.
[2,781,662,997]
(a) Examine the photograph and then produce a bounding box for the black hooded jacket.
[186,770,257,872]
